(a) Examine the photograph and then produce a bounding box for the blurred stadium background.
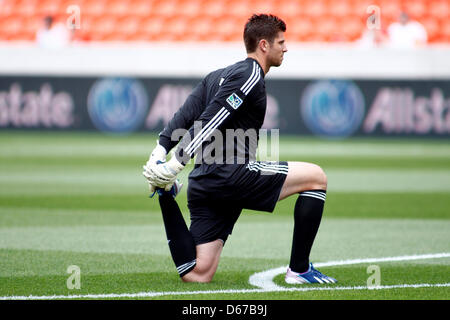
[0,0,450,43]
[0,0,449,136]
[0,0,449,300]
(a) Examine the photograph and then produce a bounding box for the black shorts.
[187,161,289,245]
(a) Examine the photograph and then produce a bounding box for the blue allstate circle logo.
[300,80,365,137]
[87,78,148,133]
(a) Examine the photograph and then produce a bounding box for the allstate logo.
[300,80,365,137]
[87,78,148,133]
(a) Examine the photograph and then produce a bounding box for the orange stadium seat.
[429,0,450,19]
[152,0,179,19]
[138,16,167,41]
[127,1,153,18]
[89,15,118,41]
[441,19,450,42]
[201,0,226,19]
[303,0,326,18]
[287,17,314,42]
[185,16,214,42]
[314,15,339,41]
[14,0,39,18]
[340,15,365,41]
[0,15,23,40]
[250,0,276,14]
[164,15,191,41]
[327,0,352,18]
[178,0,203,19]
[275,0,302,19]
[406,1,427,20]
[115,16,142,41]
[82,0,108,17]
[421,15,440,42]
[35,0,62,17]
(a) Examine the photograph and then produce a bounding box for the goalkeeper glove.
[143,155,185,191]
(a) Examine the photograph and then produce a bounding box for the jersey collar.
[246,57,265,78]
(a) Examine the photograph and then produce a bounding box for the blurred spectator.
[387,11,427,48]
[36,16,71,49]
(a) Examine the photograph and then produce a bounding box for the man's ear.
[259,39,269,53]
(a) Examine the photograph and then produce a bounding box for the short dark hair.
[243,14,286,53]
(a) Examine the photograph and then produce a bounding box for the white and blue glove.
[144,142,167,194]
[143,152,185,192]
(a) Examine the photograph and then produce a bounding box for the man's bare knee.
[313,165,327,190]
[181,240,223,283]
[181,260,215,283]
[279,162,328,200]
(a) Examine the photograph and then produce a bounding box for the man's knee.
[313,164,327,190]
[181,240,223,283]
[294,162,327,191]
[181,259,216,283]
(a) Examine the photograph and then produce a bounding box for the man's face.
[267,31,288,67]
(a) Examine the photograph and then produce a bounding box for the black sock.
[289,190,326,273]
[158,194,196,277]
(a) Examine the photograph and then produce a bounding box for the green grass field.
[0,131,449,300]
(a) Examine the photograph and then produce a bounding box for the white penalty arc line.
[1,252,449,300]
[249,252,450,290]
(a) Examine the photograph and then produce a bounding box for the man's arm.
[144,60,262,189]
[157,79,207,153]
[174,61,262,165]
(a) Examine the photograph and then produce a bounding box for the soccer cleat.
[285,264,337,284]
[149,179,183,199]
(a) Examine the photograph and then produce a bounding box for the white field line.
[249,252,450,290]
[2,283,449,300]
[1,252,449,300]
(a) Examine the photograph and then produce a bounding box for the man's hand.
[145,141,167,194]
[147,141,167,166]
[143,156,185,191]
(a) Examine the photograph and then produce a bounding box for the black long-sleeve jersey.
[158,57,266,179]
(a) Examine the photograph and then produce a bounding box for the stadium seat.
[204,2,225,19]
[429,0,450,19]
[14,0,39,18]
[314,15,339,41]
[287,17,314,42]
[127,0,153,17]
[178,0,203,19]
[35,0,62,17]
[227,0,253,19]
[103,0,132,18]
[152,0,178,19]
[406,1,427,20]
[339,15,365,41]
[164,16,191,41]
[89,16,117,41]
[327,0,352,18]
[0,15,23,40]
[115,16,142,40]
[378,0,401,21]
[139,16,167,41]
[276,0,302,19]
[441,20,450,42]
[250,0,276,14]
[421,15,440,42]
[83,0,108,16]
[303,0,326,18]
[186,16,214,42]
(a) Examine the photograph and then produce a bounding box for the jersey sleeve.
[175,60,262,164]
[157,79,206,152]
